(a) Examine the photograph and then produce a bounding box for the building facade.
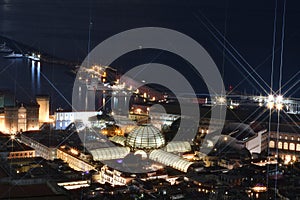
[268,124,300,163]
[2,103,39,133]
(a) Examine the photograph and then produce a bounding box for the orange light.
[267,102,274,109]
[70,148,79,155]
[136,108,142,114]
[102,130,108,135]
[252,186,267,193]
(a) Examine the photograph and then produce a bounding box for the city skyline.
[0,0,300,199]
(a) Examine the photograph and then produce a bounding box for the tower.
[18,104,27,132]
[36,95,50,124]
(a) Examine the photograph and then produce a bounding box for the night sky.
[0,0,300,101]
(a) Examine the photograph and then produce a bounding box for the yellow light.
[276,103,283,110]
[218,97,226,104]
[268,94,274,102]
[136,108,142,114]
[10,135,15,140]
[285,155,291,163]
[267,102,274,109]
[70,148,79,155]
[102,130,108,135]
[252,186,267,193]
[115,129,121,135]
[182,154,194,160]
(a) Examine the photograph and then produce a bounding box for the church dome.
[125,124,165,151]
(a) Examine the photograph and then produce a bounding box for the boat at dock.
[3,52,24,58]
[27,53,41,61]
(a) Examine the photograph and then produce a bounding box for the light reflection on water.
[0,56,74,111]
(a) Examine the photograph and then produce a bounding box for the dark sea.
[0,0,300,112]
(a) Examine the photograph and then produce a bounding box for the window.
[296,144,300,151]
[290,143,295,151]
[283,142,288,150]
[269,141,275,148]
[278,142,283,149]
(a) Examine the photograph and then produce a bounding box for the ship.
[27,53,41,61]
[3,52,24,58]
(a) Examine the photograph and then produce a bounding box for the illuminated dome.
[125,124,165,151]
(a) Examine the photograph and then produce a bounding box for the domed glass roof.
[125,124,165,150]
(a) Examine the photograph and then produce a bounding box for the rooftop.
[125,124,165,151]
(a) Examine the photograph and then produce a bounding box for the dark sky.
[1,0,300,97]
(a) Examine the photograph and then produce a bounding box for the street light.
[266,94,284,110]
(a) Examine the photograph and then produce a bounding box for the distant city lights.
[266,94,284,110]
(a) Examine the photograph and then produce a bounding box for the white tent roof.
[149,149,193,172]
[90,147,130,161]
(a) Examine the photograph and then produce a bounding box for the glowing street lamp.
[276,103,283,110]
[266,94,284,110]
[267,101,275,109]
[216,96,226,105]
[276,95,283,103]
[268,94,274,102]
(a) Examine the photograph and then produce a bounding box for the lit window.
[290,143,295,151]
[291,137,294,140]
[296,144,300,151]
[283,142,288,150]
[278,142,283,149]
[269,141,275,148]
[285,136,288,140]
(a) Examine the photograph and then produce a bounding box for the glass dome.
[125,124,165,150]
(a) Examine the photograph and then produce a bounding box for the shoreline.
[0,35,80,68]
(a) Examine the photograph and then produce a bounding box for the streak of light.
[194,12,270,95]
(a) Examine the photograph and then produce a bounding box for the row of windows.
[269,141,300,151]
[10,151,34,158]
[271,135,300,141]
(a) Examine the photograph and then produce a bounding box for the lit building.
[89,124,194,173]
[55,111,100,130]
[95,165,131,186]
[57,146,95,172]
[36,95,50,124]
[125,125,166,151]
[0,134,35,160]
[268,123,300,163]
[221,123,268,154]
[21,133,57,160]
[3,103,39,133]
[149,149,194,172]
